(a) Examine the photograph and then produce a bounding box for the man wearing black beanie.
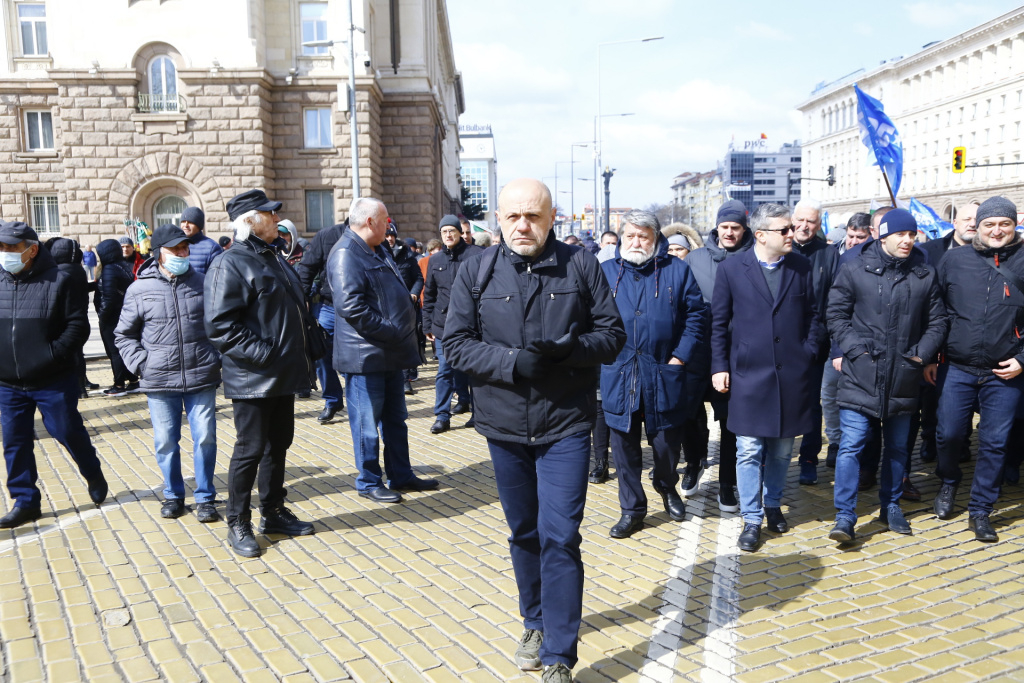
[180,206,223,276]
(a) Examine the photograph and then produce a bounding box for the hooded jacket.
[327,228,420,374]
[0,245,89,390]
[94,239,135,328]
[443,234,626,445]
[422,238,483,338]
[115,259,221,393]
[684,227,755,305]
[827,240,947,419]
[203,235,312,399]
[661,223,705,251]
[938,236,1024,374]
[599,234,707,433]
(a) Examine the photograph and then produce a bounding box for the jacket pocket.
[734,341,751,376]
[656,363,688,417]
[844,352,875,395]
[600,363,627,417]
[891,359,922,401]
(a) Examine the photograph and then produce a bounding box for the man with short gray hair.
[711,203,825,552]
[600,210,706,538]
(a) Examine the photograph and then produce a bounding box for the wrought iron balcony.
[136,93,186,114]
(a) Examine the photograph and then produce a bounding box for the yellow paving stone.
[305,653,350,682]
[345,657,388,683]
[121,657,161,682]
[264,648,308,677]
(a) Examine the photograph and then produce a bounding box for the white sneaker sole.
[718,499,739,513]
[681,469,703,497]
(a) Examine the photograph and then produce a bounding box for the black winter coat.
[938,237,1024,374]
[327,229,420,374]
[0,247,90,390]
[792,237,839,330]
[685,227,754,305]
[204,235,313,399]
[443,236,626,445]
[827,240,947,419]
[423,239,483,338]
[391,243,424,298]
[94,239,135,328]
[297,221,346,302]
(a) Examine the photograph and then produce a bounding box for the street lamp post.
[592,113,634,233]
[570,142,588,230]
[303,0,363,197]
[596,36,662,230]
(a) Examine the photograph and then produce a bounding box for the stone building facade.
[797,6,1024,219]
[0,0,464,244]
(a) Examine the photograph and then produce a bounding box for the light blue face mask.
[0,249,27,275]
[162,254,190,276]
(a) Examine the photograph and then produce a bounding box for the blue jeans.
[433,340,471,420]
[147,388,218,503]
[487,430,590,668]
[735,435,794,526]
[0,373,103,508]
[821,361,842,446]
[344,371,416,491]
[936,364,1023,515]
[834,410,911,523]
[316,303,344,410]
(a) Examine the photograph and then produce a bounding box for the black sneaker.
[681,465,703,497]
[161,499,186,519]
[765,507,788,533]
[228,520,261,558]
[103,385,127,397]
[259,506,314,536]
[825,443,838,469]
[718,485,739,513]
[195,503,219,523]
[87,475,108,505]
[126,382,141,393]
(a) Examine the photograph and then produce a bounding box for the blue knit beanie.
[716,200,748,228]
[180,206,205,231]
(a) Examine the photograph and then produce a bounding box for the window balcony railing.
[137,93,186,114]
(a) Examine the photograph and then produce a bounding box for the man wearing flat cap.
[179,206,223,276]
[0,221,108,528]
[116,224,222,523]
[423,214,482,433]
[204,189,315,558]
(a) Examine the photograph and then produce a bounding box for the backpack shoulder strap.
[471,246,500,301]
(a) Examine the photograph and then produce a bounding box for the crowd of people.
[1,178,1022,683]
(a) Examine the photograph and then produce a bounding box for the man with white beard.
[599,210,708,538]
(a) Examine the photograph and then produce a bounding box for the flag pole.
[881,169,897,207]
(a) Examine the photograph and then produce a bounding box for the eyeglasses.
[759,226,795,235]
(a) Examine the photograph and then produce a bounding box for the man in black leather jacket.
[204,190,316,558]
[328,197,438,505]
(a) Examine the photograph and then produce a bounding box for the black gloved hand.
[526,323,580,362]
[514,349,554,381]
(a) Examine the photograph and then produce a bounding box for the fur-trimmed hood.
[661,223,704,250]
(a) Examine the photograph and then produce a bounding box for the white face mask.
[0,248,28,274]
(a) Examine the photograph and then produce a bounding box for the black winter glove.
[526,323,580,362]
[514,349,554,381]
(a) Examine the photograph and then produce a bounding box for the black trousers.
[610,410,682,516]
[591,399,609,466]
[227,395,294,524]
[99,323,135,386]
[694,391,737,487]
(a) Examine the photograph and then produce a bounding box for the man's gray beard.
[622,247,655,266]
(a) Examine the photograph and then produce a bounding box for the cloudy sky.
[447,0,1023,212]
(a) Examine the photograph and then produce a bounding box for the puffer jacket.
[827,240,947,419]
[327,228,419,374]
[186,233,223,277]
[423,239,483,338]
[204,235,312,399]
[938,236,1024,374]
[685,227,754,304]
[600,234,707,433]
[114,259,221,393]
[94,239,135,327]
[443,234,626,445]
[0,246,89,390]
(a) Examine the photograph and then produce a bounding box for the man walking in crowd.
[460,215,475,246]
[179,206,223,276]
[0,221,107,528]
[683,200,754,512]
[115,224,222,523]
[423,214,482,433]
[95,238,139,396]
[384,220,425,394]
[790,198,839,485]
[328,198,438,504]
[445,178,625,683]
[297,218,348,423]
[934,197,1024,542]
[826,209,946,543]
[711,203,825,552]
[205,190,316,558]
[600,210,706,538]
[120,236,146,278]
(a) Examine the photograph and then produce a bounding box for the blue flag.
[855,84,903,198]
[908,198,953,241]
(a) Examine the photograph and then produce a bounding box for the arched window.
[153,195,187,228]
[148,56,178,111]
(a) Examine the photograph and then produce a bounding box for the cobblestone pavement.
[3,360,1024,682]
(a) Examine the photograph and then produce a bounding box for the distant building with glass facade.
[459,124,497,230]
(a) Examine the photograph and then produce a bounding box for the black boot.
[588,458,609,484]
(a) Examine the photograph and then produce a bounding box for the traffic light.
[827,165,836,186]
[952,146,966,173]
